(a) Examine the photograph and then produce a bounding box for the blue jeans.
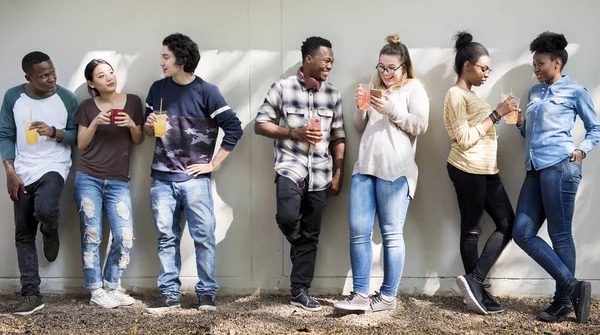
[513,158,581,304]
[348,174,411,297]
[150,176,218,298]
[74,171,134,290]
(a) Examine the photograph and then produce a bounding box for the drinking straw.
[159,98,163,115]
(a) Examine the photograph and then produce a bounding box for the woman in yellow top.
[444,32,518,315]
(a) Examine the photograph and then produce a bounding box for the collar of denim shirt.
[542,75,570,94]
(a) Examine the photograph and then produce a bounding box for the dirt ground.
[1,293,599,335]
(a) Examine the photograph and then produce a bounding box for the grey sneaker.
[369,291,397,312]
[333,291,370,311]
[13,296,45,316]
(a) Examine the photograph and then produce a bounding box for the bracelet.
[50,126,57,138]
[288,128,293,140]
[489,113,500,124]
[492,110,501,121]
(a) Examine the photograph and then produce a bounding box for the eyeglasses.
[376,63,403,74]
[473,63,493,73]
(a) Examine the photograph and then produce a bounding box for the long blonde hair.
[374,34,416,91]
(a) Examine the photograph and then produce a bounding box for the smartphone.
[370,89,382,98]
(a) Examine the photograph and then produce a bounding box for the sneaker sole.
[90,301,120,309]
[538,311,569,323]
[370,304,397,312]
[575,281,591,324]
[118,300,135,306]
[145,304,181,314]
[290,301,322,312]
[13,303,45,316]
[198,305,217,311]
[486,308,504,315]
[333,302,370,311]
[456,276,488,315]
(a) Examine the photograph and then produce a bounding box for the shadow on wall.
[401,61,459,291]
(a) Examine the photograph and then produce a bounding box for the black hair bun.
[454,31,473,50]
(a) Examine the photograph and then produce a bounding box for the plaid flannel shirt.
[256,74,345,192]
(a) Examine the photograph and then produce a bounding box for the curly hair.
[162,33,201,73]
[452,31,489,76]
[300,36,332,63]
[530,31,568,69]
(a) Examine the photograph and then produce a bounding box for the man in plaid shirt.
[255,36,345,311]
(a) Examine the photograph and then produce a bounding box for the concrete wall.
[1,0,599,297]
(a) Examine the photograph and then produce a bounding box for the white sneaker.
[107,289,135,306]
[90,289,120,309]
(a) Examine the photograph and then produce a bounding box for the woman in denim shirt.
[513,32,600,324]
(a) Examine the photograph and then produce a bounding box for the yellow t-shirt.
[443,86,498,175]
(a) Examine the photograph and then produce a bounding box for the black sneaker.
[538,300,572,322]
[290,289,321,312]
[456,274,487,315]
[570,281,591,324]
[145,295,181,314]
[198,295,216,311]
[42,229,60,262]
[13,296,45,316]
[481,285,504,314]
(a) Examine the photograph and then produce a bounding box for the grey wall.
[1,0,599,297]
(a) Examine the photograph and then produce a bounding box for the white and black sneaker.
[290,289,321,312]
[145,295,181,314]
[198,295,216,311]
[481,285,504,314]
[456,274,487,315]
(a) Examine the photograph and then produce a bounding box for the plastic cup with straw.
[25,109,37,144]
[154,98,167,137]
[358,76,374,110]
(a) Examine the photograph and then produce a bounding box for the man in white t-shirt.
[0,51,79,316]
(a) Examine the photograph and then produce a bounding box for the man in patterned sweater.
[143,33,243,313]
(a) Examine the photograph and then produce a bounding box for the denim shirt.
[518,75,600,171]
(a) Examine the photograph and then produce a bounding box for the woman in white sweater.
[334,34,429,312]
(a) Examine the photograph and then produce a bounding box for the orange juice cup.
[24,122,38,144]
[502,96,520,125]
[357,84,371,110]
[154,112,167,137]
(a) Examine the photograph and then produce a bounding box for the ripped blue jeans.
[74,171,134,290]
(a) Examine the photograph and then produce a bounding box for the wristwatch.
[50,126,57,139]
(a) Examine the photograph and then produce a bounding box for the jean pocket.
[566,159,582,181]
